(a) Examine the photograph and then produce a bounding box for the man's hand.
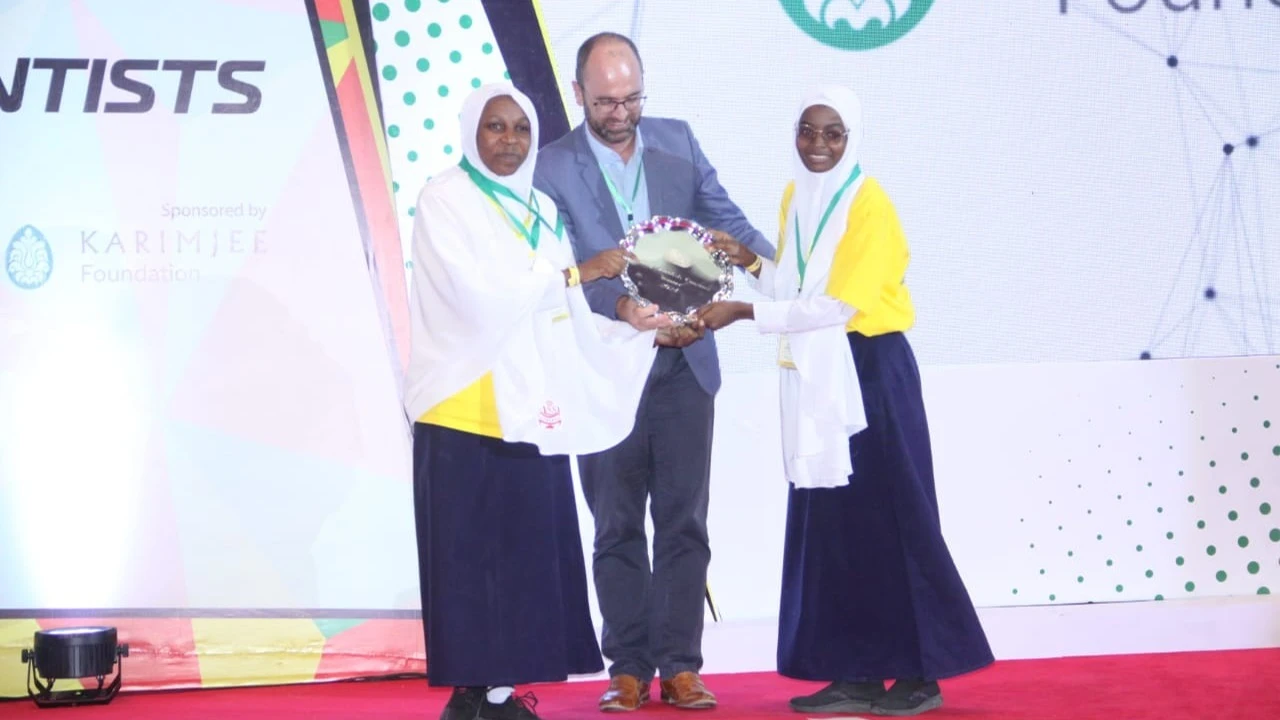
[655,321,706,348]
[696,301,752,331]
[617,296,673,331]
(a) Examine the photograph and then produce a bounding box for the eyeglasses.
[591,94,646,112]
[796,125,850,144]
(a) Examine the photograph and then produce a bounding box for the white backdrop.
[535,0,1280,366]
[372,0,1280,621]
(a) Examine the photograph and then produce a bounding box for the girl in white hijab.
[699,86,992,717]
[405,83,659,720]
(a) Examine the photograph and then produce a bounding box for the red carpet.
[3,648,1277,719]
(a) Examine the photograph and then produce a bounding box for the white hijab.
[459,82,539,199]
[774,86,869,489]
[791,85,865,260]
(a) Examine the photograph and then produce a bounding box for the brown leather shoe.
[599,674,650,712]
[660,671,717,710]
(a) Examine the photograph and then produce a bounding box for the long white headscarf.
[774,86,869,489]
[791,85,865,261]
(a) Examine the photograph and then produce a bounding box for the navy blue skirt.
[413,423,604,687]
[777,332,994,682]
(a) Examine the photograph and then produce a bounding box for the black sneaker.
[871,679,943,716]
[440,686,485,720]
[478,691,541,720]
[789,681,886,713]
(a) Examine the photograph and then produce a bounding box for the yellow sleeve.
[776,181,796,263]
[418,372,503,438]
[824,179,916,336]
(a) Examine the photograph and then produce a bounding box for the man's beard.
[588,113,637,145]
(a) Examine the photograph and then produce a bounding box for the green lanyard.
[460,157,563,251]
[793,164,861,287]
[598,156,645,225]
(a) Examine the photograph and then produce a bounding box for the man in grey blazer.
[534,32,774,713]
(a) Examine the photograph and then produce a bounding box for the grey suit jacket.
[534,117,775,395]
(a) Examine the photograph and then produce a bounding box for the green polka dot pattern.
[369,0,510,275]
[1012,363,1277,605]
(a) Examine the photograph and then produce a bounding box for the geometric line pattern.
[1065,3,1279,359]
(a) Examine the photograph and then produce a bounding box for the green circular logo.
[780,0,934,51]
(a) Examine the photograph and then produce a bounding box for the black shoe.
[789,681,886,713]
[871,680,943,716]
[478,691,541,720]
[441,687,485,720]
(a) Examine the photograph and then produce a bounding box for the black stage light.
[20,627,129,707]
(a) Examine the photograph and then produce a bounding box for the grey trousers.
[578,348,714,682]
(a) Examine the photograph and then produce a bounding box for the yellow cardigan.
[419,374,502,438]
[777,177,915,336]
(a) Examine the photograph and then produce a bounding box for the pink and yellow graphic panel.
[0,0,416,696]
[0,618,424,696]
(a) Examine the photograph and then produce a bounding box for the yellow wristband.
[745,256,763,274]
[567,265,581,287]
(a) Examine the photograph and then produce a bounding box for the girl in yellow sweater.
[698,86,992,717]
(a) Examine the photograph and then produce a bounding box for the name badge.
[778,335,796,369]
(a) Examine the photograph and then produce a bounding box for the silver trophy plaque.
[619,216,733,324]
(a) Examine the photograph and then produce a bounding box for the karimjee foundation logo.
[5,225,53,289]
[781,0,934,51]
